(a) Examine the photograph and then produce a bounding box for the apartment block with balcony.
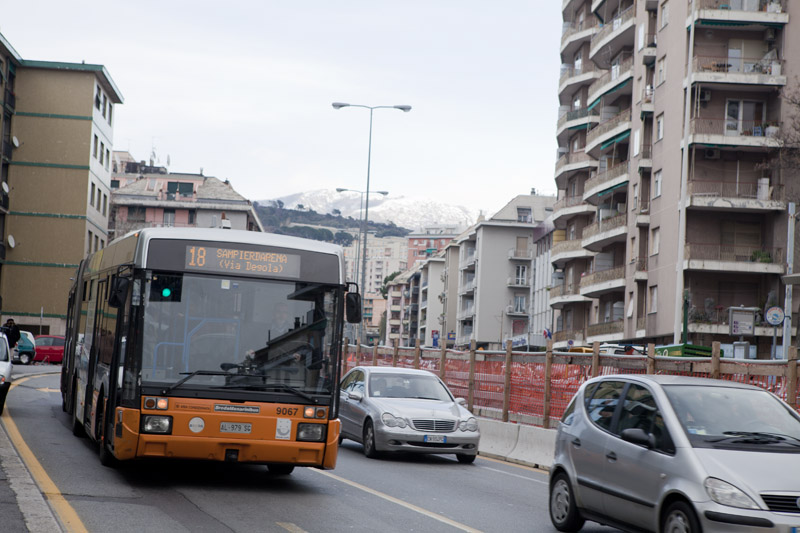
[417,255,445,347]
[0,34,124,334]
[406,225,459,268]
[342,235,407,296]
[440,240,461,347]
[552,0,799,354]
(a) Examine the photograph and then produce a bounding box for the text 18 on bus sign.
[185,246,301,278]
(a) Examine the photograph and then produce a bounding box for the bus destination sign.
[185,246,301,278]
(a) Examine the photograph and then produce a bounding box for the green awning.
[600,129,631,150]
[597,181,629,197]
[588,78,631,110]
[568,123,589,131]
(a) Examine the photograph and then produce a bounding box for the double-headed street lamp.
[332,102,411,343]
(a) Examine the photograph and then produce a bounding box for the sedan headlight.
[459,417,479,432]
[704,477,760,509]
[381,412,408,428]
[141,415,172,434]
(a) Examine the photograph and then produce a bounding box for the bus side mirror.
[345,292,362,324]
[108,277,130,308]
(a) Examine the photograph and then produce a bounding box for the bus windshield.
[141,271,340,395]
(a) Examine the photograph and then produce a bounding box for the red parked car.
[34,335,65,364]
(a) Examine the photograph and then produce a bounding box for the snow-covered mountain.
[260,189,481,232]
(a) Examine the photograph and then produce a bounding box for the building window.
[513,295,527,313]
[517,208,532,223]
[102,94,108,118]
[657,57,666,85]
[656,113,664,140]
[660,1,669,29]
[649,285,658,313]
[93,135,99,158]
[111,179,120,189]
[99,142,105,165]
[654,170,662,198]
[94,234,99,252]
[90,183,96,207]
[651,227,660,255]
[87,230,92,255]
[95,86,102,110]
[164,209,175,227]
[102,194,107,216]
[108,103,113,125]
[105,148,110,170]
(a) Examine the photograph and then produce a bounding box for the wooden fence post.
[355,341,362,366]
[543,340,553,429]
[373,340,379,366]
[788,346,798,410]
[392,338,399,367]
[414,338,421,369]
[502,340,512,423]
[711,341,721,380]
[439,342,447,380]
[646,343,656,374]
[468,340,476,412]
[343,337,349,369]
[591,341,600,378]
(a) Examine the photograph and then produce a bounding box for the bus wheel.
[267,464,294,476]
[99,437,117,468]
[71,388,85,437]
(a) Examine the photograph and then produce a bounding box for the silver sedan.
[339,366,480,463]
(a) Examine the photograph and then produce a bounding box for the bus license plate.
[424,435,446,443]
[220,422,252,434]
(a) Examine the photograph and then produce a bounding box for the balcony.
[580,266,626,298]
[585,108,632,158]
[684,242,785,274]
[507,276,531,288]
[555,151,599,189]
[690,56,786,88]
[635,199,650,226]
[691,0,788,26]
[587,56,634,108]
[581,212,627,251]
[583,160,630,205]
[687,180,785,212]
[553,328,584,346]
[630,256,648,281]
[508,247,533,260]
[553,195,595,228]
[459,279,476,294]
[638,143,652,172]
[561,19,599,58]
[558,62,602,98]
[640,34,657,65]
[556,107,601,146]
[457,306,475,321]
[506,305,529,317]
[640,86,654,116]
[459,251,476,270]
[551,237,595,267]
[586,319,624,342]
[689,118,781,149]
[589,5,636,65]
[3,90,15,111]
[549,283,590,309]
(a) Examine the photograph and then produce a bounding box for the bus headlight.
[296,423,325,442]
[142,415,173,434]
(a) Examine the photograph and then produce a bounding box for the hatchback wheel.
[19,353,31,365]
[363,420,380,458]
[549,472,585,532]
[662,501,700,533]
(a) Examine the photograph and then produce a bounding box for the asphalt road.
[6,369,620,532]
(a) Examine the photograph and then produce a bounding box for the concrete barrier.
[507,424,556,469]
[477,418,519,459]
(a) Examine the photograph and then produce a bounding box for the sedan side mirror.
[620,427,656,449]
[348,390,364,402]
[456,397,468,409]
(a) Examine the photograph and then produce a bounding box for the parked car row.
[11,333,65,365]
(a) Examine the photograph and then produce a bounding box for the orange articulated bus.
[61,227,361,474]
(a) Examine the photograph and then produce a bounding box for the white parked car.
[0,333,13,414]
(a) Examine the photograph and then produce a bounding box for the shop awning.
[588,78,631,110]
[600,129,631,150]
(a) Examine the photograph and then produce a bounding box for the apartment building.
[452,194,555,350]
[440,240,462,348]
[554,0,797,354]
[342,234,407,295]
[109,152,262,240]
[0,33,123,334]
[418,255,446,347]
[383,265,420,347]
[406,225,459,267]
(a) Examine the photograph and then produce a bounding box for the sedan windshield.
[369,374,453,401]
[140,272,340,395]
[663,385,800,447]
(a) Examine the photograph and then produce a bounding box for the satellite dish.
[7,235,15,249]
[1,182,8,195]
[11,136,19,148]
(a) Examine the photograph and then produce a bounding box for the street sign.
[729,307,758,336]
[765,306,785,326]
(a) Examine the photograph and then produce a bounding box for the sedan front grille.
[412,419,456,432]
[761,494,800,513]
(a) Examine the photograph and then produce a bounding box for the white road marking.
[478,465,548,484]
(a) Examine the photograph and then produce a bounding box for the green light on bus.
[162,288,172,298]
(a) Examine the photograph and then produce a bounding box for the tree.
[332,208,341,216]
[380,271,401,298]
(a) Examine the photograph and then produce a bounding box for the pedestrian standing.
[3,318,20,349]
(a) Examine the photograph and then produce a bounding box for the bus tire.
[267,464,294,475]
[99,438,117,468]
[71,388,85,438]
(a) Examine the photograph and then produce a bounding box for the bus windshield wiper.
[266,383,318,404]
[161,370,231,395]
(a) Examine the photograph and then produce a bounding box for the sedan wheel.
[662,501,700,533]
[549,472,585,532]
[363,420,380,458]
[456,453,476,464]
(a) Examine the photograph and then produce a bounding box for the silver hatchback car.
[339,366,480,463]
[550,374,800,532]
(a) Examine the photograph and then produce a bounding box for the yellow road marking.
[276,523,308,532]
[312,469,483,532]
[6,374,89,533]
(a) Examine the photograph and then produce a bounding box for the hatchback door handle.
[571,438,581,447]
[606,451,617,462]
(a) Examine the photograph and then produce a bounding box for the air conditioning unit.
[699,89,712,103]
[705,148,721,160]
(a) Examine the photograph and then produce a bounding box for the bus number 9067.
[276,407,298,416]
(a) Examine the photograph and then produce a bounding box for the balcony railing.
[693,55,784,77]
[554,195,586,211]
[3,90,15,110]
[633,257,648,272]
[559,61,598,86]
[555,151,595,174]
[640,143,652,160]
[506,305,529,316]
[508,248,533,260]
[457,306,475,320]
[685,243,784,264]
[507,277,531,287]
[459,279,476,294]
[581,265,625,288]
[588,56,634,98]
[557,106,600,130]
[554,329,582,343]
[587,319,624,337]
[585,160,630,192]
[582,212,627,241]
[586,109,632,147]
[690,117,781,138]
[561,19,598,46]
[688,180,783,201]
[552,238,585,257]
[695,0,785,14]
[549,283,580,299]
[591,5,635,49]
[636,317,646,331]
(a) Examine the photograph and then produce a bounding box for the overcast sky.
[3,1,562,215]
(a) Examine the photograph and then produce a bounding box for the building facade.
[406,225,459,267]
[1,33,123,334]
[554,0,798,355]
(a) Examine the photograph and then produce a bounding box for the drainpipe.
[782,202,796,357]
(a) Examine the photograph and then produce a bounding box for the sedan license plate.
[220,422,252,434]
[424,435,446,443]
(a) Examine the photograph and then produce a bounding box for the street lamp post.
[332,102,411,344]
